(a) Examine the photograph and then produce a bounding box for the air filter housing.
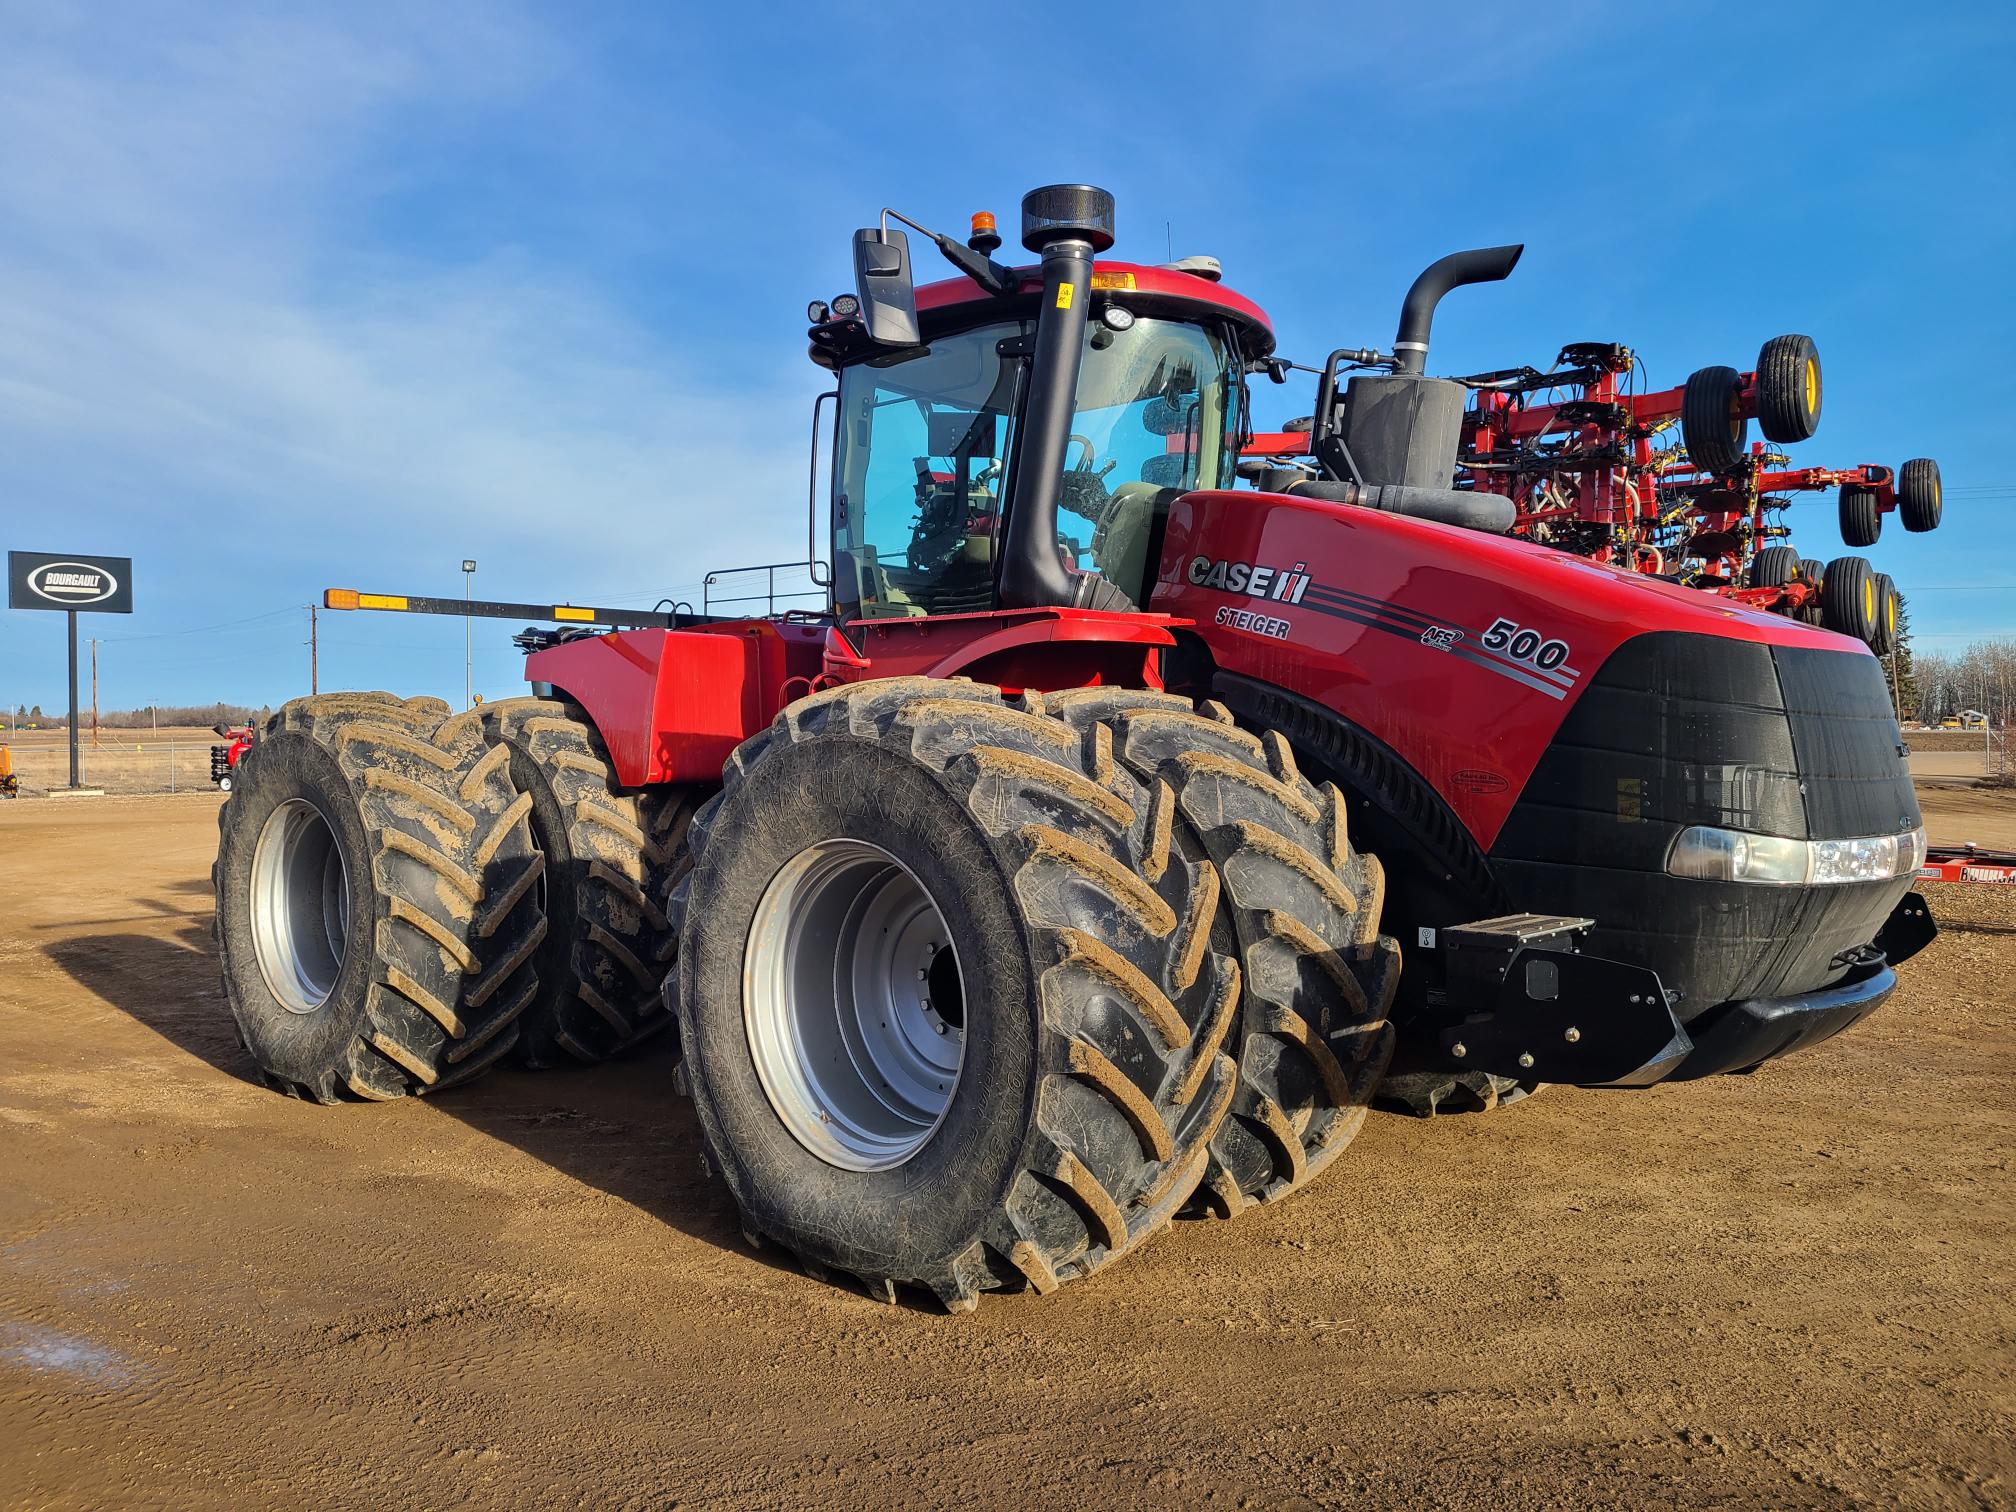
[1021,185,1115,252]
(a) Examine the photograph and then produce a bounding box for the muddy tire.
[1682,365,1748,475]
[671,677,1239,1309]
[215,693,546,1102]
[479,697,694,1066]
[1376,1066,1540,1117]
[1044,690,1397,1216]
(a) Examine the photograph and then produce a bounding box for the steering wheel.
[1059,433,1118,524]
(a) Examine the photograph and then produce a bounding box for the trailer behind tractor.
[213,187,1937,1308]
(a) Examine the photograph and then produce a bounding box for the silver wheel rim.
[744,839,965,1171]
[250,799,352,1014]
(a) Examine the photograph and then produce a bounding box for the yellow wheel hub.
[1804,357,1820,416]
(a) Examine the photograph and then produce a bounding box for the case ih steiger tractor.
[214,187,1938,1310]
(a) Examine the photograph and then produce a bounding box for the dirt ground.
[2,794,2011,1510]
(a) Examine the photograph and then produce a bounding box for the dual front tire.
[671,679,1398,1307]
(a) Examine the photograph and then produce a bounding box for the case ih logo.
[24,561,119,606]
[1186,555,1313,603]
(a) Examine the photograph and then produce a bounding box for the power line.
[96,605,301,644]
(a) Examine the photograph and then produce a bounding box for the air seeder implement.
[215,187,1937,1309]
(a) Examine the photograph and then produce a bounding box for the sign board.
[8,552,133,614]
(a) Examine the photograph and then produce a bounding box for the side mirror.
[851,227,921,346]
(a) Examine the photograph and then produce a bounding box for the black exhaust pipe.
[1392,245,1524,375]
[998,185,1125,613]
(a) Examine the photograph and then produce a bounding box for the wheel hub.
[249,799,351,1014]
[743,839,966,1171]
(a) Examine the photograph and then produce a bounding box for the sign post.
[7,552,134,792]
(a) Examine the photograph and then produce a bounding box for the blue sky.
[3,1,2011,714]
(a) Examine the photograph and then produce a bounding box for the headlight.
[1666,825,1926,885]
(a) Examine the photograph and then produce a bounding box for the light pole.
[462,559,477,710]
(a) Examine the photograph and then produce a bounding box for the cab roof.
[809,259,1274,369]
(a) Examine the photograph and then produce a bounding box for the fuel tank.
[1153,489,1921,1020]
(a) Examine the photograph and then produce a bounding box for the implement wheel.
[1840,484,1882,547]
[1755,334,1822,443]
[672,678,1238,1309]
[215,693,546,1101]
[1899,458,1942,533]
[1821,556,1877,644]
[1870,572,1900,657]
[1682,365,1748,475]
[1796,557,1827,624]
[1749,545,1799,589]
[1045,689,1397,1215]
[479,698,695,1065]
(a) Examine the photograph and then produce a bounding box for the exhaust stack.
[1392,244,1524,376]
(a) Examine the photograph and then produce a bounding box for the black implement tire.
[1045,689,1396,1216]
[479,698,694,1066]
[1840,485,1882,547]
[1870,572,1900,657]
[1755,334,1822,443]
[671,678,1238,1310]
[1377,1066,1540,1117]
[1796,557,1827,624]
[1682,365,1748,475]
[215,694,546,1102]
[1899,458,1942,532]
[1749,544,1799,589]
[1821,556,1877,643]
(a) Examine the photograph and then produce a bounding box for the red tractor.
[214,188,1936,1310]
[209,724,255,792]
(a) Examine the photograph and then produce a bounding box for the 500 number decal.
[1481,617,1571,671]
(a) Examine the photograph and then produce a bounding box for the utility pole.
[462,559,477,710]
[308,604,319,694]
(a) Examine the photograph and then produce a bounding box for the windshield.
[830,311,1244,620]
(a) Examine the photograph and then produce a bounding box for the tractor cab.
[807,187,1273,622]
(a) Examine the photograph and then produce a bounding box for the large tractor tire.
[1682,365,1748,475]
[1899,458,1942,533]
[671,678,1239,1309]
[1376,1065,1539,1117]
[215,693,546,1102]
[1821,556,1877,644]
[1755,334,1822,443]
[479,698,695,1065]
[1044,689,1397,1216]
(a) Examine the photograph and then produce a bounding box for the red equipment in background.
[210,725,254,792]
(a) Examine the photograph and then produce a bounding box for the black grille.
[1490,632,1917,1017]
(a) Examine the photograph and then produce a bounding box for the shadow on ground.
[41,914,797,1282]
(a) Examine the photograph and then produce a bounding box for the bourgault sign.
[8,550,135,791]
[9,552,134,615]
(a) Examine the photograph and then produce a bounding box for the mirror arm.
[882,206,1015,297]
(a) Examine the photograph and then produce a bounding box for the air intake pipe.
[1392,245,1524,375]
[998,185,1134,613]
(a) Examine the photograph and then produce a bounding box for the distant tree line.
[1913,640,2016,729]
[8,702,269,731]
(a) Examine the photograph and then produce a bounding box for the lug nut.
[1518,1052,1535,1069]
[1564,1027,1581,1043]
[1451,1042,1467,1059]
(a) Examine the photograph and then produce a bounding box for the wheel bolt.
[1451,1042,1467,1059]
[1518,1052,1535,1069]
[1564,1027,1581,1043]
